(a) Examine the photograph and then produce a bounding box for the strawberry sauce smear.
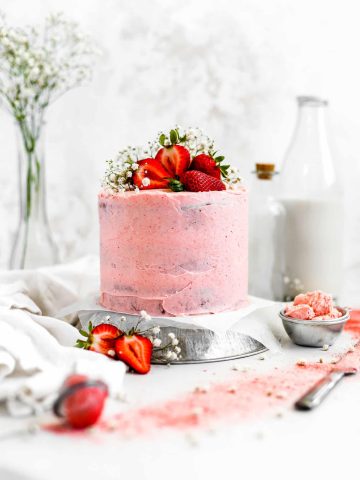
[45,311,360,438]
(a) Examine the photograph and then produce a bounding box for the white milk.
[280,198,343,299]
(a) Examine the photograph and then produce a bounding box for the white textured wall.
[1,0,360,298]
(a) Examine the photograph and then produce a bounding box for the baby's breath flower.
[224,165,242,189]
[153,338,162,347]
[0,13,97,133]
[142,177,150,187]
[152,326,160,334]
[139,310,151,321]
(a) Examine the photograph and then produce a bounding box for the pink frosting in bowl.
[98,188,248,317]
[284,290,343,321]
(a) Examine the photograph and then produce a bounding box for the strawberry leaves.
[210,153,230,179]
[170,129,178,145]
[75,321,94,350]
[159,133,166,147]
[158,128,187,148]
[168,178,185,192]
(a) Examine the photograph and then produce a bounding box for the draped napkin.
[0,256,126,417]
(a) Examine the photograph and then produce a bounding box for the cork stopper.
[255,163,276,180]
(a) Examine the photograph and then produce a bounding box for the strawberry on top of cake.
[284,290,342,320]
[103,126,242,193]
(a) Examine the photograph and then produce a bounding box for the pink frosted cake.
[99,127,248,317]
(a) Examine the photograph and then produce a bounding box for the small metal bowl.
[280,306,350,347]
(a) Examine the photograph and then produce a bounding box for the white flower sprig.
[157,125,215,158]
[0,12,98,217]
[0,13,96,121]
[127,310,182,363]
[0,12,97,135]
[223,166,243,189]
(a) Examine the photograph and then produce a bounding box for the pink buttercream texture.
[285,290,342,320]
[98,188,248,316]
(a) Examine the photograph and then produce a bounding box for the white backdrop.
[0,0,359,300]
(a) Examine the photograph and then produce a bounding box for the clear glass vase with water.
[10,125,59,269]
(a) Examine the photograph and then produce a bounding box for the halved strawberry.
[115,334,153,374]
[132,158,170,190]
[155,145,191,177]
[170,170,226,192]
[190,154,221,179]
[53,374,108,429]
[75,322,122,358]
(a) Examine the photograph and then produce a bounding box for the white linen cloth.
[0,256,126,417]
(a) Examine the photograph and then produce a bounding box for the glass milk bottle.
[249,163,285,300]
[279,96,344,300]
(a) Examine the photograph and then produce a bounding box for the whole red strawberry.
[115,334,153,374]
[76,322,122,358]
[181,170,226,192]
[53,374,108,429]
[190,154,221,179]
[155,129,191,177]
[132,158,170,190]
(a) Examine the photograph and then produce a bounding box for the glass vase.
[9,125,59,269]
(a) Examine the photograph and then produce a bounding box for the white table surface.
[0,256,358,480]
[0,343,358,480]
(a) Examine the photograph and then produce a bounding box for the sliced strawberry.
[115,334,153,374]
[132,158,170,190]
[155,145,191,177]
[54,375,108,429]
[181,170,226,192]
[75,322,122,358]
[190,154,221,179]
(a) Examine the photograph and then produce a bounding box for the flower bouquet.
[0,12,97,268]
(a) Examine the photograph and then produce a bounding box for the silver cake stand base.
[78,310,268,365]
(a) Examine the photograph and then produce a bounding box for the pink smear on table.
[44,310,360,437]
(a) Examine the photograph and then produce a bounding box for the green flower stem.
[15,118,42,268]
[17,118,41,219]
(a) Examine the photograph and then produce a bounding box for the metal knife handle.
[295,371,345,410]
